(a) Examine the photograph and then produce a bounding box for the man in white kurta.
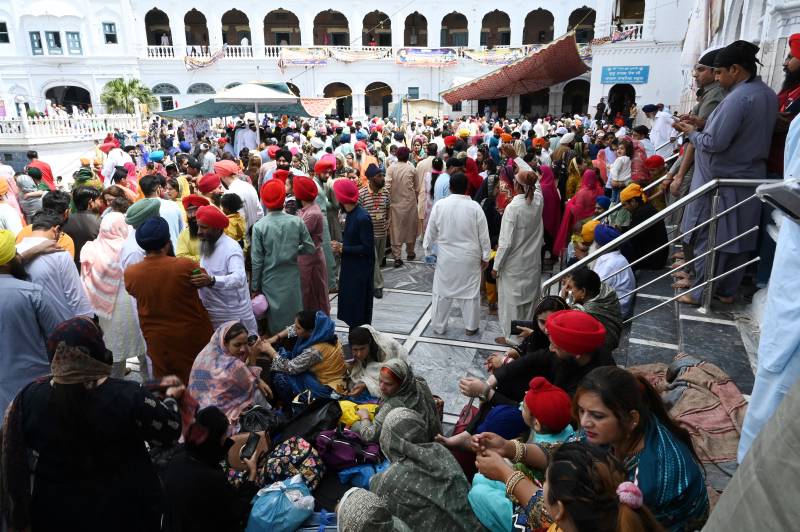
[423,174,491,335]
[493,183,544,339]
[593,251,635,319]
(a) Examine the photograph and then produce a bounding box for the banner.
[330,48,390,63]
[278,47,328,70]
[578,44,592,62]
[184,48,226,71]
[396,47,458,67]
[461,47,526,65]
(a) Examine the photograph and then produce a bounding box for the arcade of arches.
[364,82,392,118]
[323,82,352,119]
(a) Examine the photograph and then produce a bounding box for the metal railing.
[542,177,779,320]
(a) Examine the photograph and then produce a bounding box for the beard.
[211,192,223,207]
[782,66,800,92]
[8,257,29,281]
[188,217,199,238]
[200,230,222,257]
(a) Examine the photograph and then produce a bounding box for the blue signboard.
[601,66,650,84]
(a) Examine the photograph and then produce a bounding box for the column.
[642,0,657,40]
[392,14,404,49]
[300,18,314,46]
[348,11,362,49]
[509,19,523,47]
[507,95,521,117]
[593,0,613,40]
[207,14,223,50]
[549,87,563,116]
[467,17,481,49]
[249,12,265,57]
[553,11,570,39]
[168,10,187,56]
[352,92,367,120]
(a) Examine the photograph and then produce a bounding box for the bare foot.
[671,260,686,268]
[715,295,735,304]
[671,279,692,289]
[671,270,690,279]
[671,251,685,260]
[677,294,700,306]
[435,431,473,451]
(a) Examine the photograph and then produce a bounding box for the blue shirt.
[433,172,451,203]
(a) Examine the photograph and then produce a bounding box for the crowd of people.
[0,35,798,531]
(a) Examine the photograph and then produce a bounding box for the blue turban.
[340,133,351,144]
[179,141,191,153]
[135,216,171,251]
[355,131,367,141]
[594,224,621,246]
[149,150,164,162]
[595,195,611,210]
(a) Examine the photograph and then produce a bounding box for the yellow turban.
[0,229,16,266]
[581,220,600,243]
[620,183,647,203]
[80,157,90,165]
[457,128,470,138]
[0,179,8,197]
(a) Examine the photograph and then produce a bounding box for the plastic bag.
[245,474,315,532]
[338,400,378,427]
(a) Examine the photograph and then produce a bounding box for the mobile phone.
[191,268,201,275]
[239,432,261,461]
[510,320,534,336]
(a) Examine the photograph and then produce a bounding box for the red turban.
[273,169,290,183]
[314,159,334,175]
[99,142,116,154]
[267,145,280,159]
[493,126,503,135]
[195,205,229,230]
[791,33,800,60]
[354,141,368,152]
[644,155,665,170]
[182,194,210,210]
[198,173,221,194]
[214,160,240,177]
[217,137,227,145]
[293,176,318,202]
[261,180,286,210]
[614,117,625,127]
[333,178,359,204]
[444,135,457,148]
[545,310,606,355]
[524,377,572,431]
[533,138,546,148]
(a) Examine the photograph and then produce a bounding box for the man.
[261,149,292,190]
[16,210,94,323]
[16,190,75,257]
[386,147,419,267]
[359,164,390,298]
[177,194,209,261]
[767,33,800,177]
[62,186,101,269]
[424,173,491,336]
[674,40,778,305]
[121,198,161,269]
[0,229,61,416]
[101,142,133,187]
[416,143,438,233]
[331,179,374,327]
[124,216,213,384]
[198,143,216,175]
[353,141,379,187]
[26,150,55,191]
[197,173,225,207]
[215,159,263,230]
[181,155,202,195]
[192,205,257,335]
[250,180,315,333]
[140,174,183,250]
[643,103,675,156]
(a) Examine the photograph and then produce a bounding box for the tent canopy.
[441,33,589,104]
[159,82,309,119]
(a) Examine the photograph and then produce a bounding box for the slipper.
[714,295,736,304]
[494,336,509,346]
[677,294,700,306]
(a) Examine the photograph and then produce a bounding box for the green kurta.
[251,210,315,333]
[314,176,338,290]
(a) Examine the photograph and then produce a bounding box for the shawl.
[80,212,128,319]
[51,342,112,385]
[464,157,483,196]
[188,321,262,426]
[576,282,623,351]
[283,311,337,360]
[338,487,411,532]
[370,408,484,532]
[14,173,42,218]
[379,359,441,439]
[553,170,604,256]
[348,325,408,398]
[0,166,23,221]
[538,165,562,241]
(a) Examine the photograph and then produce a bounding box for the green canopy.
[158,82,309,119]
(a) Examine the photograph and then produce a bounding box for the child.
[609,140,633,203]
[220,193,245,248]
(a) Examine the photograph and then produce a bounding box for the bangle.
[478,382,491,402]
[512,440,527,463]
[505,471,525,504]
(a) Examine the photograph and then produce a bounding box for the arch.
[221,9,250,46]
[187,82,215,94]
[441,12,468,47]
[144,8,171,46]
[314,10,349,46]
[264,9,301,46]
[225,82,242,89]
[568,7,596,43]
[44,85,92,111]
[562,79,590,115]
[404,12,427,46]
[364,82,392,118]
[523,9,554,45]
[362,10,391,47]
[480,10,510,48]
[607,83,636,119]
[152,83,180,94]
[520,88,550,117]
[286,82,300,96]
[615,0,646,23]
[184,9,209,47]
[323,82,352,119]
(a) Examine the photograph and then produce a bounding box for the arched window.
[187,83,215,94]
[152,83,180,94]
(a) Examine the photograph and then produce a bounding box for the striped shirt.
[358,186,390,238]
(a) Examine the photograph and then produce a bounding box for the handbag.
[263,437,325,490]
[275,398,342,445]
[453,397,478,435]
[239,405,285,435]
[315,426,381,470]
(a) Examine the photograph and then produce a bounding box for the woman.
[472,366,708,532]
[15,172,44,222]
[538,165,562,255]
[346,325,409,398]
[495,146,517,214]
[338,487,411,532]
[553,168,605,257]
[0,178,22,236]
[352,358,441,443]
[245,153,262,185]
[262,310,346,403]
[0,318,184,531]
[188,321,272,428]
[293,176,330,315]
[550,136,576,204]
[423,157,445,230]
[111,166,140,203]
[475,440,665,532]
[80,212,147,377]
[370,408,485,531]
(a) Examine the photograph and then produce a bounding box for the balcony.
[610,23,644,41]
[0,114,141,146]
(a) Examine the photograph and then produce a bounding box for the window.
[159,96,174,111]
[45,31,62,55]
[0,22,9,44]
[66,32,82,55]
[407,87,419,99]
[103,22,117,44]
[452,102,462,112]
[29,31,43,55]
[275,32,290,45]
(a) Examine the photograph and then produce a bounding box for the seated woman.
[1,318,184,532]
[562,266,623,352]
[370,408,485,532]
[261,310,346,404]
[346,325,408,399]
[337,487,411,531]
[188,321,272,430]
[472,366,709,532]
[352,359,441,443]
[619,183,669,270]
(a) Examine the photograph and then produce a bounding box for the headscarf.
[463,157,482,195]
[338,487,410,532]
[581,219,600,243]
[376,359,441,440]
[182,194,210,210]
[514,169,539,205]
[196,205,229,229]
[293,176,318,202]
[46,317,112,368]
[124,198,160,228]
[214,160,240,177]
[553,169,605,256]
[282,311,336,360]
[185,406,232,465]
[79,212,129,319]
[0,179,8,197]
[188,321,262,427]
[333,179,359,204]
[370,408,483,531]
[538,165,562,241]
[260,180,285,209]
[596,195,611,210]
[0,229,16,266]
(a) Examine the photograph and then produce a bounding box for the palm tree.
[100,78,157,114]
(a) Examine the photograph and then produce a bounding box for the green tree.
[100,78,157,114]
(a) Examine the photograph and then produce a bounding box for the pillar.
[168,10,187,54]
[301,18,314,46]
[348,12,361,49]
[392,14,404,49]
[207,15,223,50]
[549,87,564,116]
[507,94,521,118]
[352,92,367,120]
[249,12,265,56]
[510,18,523,47]
[468,17,481,49]
[642,1,657,41]
[553,11,570,38]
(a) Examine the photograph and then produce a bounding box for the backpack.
[315,426,381,470]
[263,437,325,490]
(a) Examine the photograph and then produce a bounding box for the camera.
[510,320,534,336]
